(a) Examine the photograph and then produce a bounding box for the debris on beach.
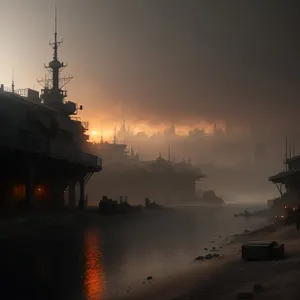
[194,252,221,262]
[241,241,284,261]
[204,247,208,250]
[146,276,153,280]
[194,255,205,261]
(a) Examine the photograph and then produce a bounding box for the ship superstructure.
[38,8,76,115]
[0,11,101,212]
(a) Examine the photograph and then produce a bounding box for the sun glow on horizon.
[87,129,114,142]
[86,121,228,143]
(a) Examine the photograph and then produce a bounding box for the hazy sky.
[1,0,300,136]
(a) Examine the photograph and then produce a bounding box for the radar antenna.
[11,68,15,93]
[37,7,73,106]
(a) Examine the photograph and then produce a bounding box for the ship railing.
[2,86,30,98]
[70,117,89,131]
[3,86,12,92]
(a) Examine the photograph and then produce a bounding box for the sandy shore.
[115,223,300,300]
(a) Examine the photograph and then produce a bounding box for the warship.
[87,138,205,205]
[0,12,101,212]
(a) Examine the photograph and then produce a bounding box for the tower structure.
[118,119,129,141]
[37,8,76,115]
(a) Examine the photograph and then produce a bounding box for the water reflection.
[0,205,268,300]
[84,228,107,300]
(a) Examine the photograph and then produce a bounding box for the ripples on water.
[0,204,268,300]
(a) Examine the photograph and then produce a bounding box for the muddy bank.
[115,223,300,300]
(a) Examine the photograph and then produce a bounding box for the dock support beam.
[79,177,85,210]
[25,164,35,209]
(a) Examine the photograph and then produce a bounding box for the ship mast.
[51,7,62,91]
[37,8,73,110]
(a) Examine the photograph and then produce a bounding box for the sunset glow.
[87,129,114,142]
[86,121,227,143]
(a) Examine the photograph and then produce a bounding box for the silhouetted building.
[117,120,131,142]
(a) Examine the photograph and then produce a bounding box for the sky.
[1,0,300,138]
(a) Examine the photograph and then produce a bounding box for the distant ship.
[87,139,205,205]
[0,11,101,212]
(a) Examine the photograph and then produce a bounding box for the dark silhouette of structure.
[0,10,101,212]
[98,196,142,214]
[88,141,205,204]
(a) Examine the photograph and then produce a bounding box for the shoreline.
[0,206,269,237]
[114,222,300,300]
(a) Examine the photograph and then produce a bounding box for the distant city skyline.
[87,120,243,143]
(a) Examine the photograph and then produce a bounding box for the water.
[0,204,269,300]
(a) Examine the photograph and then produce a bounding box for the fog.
[1,1,299,204]
[85,121,288,204]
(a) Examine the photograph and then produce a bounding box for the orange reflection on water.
[84,228,107,300]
